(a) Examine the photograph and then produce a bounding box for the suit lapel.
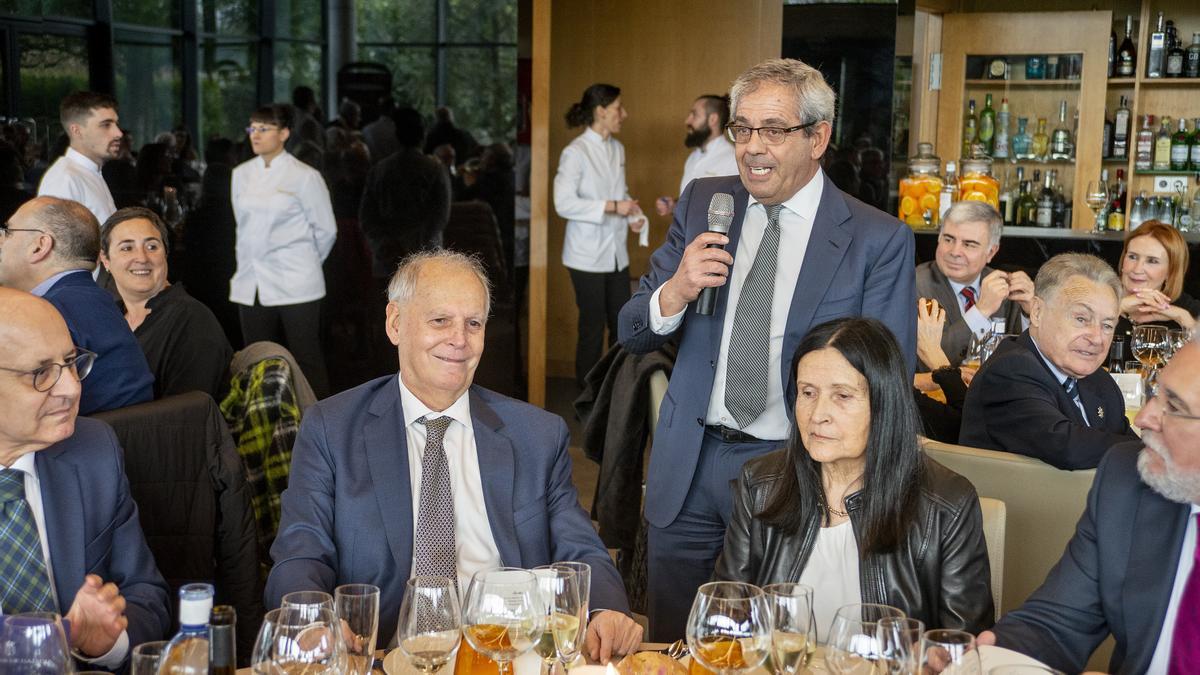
[363,381,414,576]
[469,388,522,566]
[1122,487,1190,666]
[707,181,751,354]
[35,447,86,609]
[1018,333,1089,426]
[930,263,968,328]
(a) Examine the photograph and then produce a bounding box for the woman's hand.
[917,298,951,370]
[615,199,640,216]
[1123,289,1194,328]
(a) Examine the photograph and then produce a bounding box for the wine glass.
[534,566,585,674]
[1084,179,1109,232]
[1132,324,1169,391]
[396,576,461,675]
[0,612,73,674]
[269,606,345,673]
[131,640,169,675]
[876,617,924,675]
[282,590,336,622]
[824,604,905,675]
[1167,328,1189,361]
[762,583,816,675]
[551,561,591,670]
[462,567,544,675]
[250,607,284,672]
[336,583,381,675]
[919,629,981,675]
[686,581,771,675]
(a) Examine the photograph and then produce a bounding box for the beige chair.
[649,369,669,429]
[977,497,1006,622]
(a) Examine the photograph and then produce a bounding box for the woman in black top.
[1113,221,1200,363]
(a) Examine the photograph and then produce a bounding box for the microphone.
[696,192,735,316]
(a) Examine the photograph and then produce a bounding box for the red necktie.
[961,287,977,312]
[1169,514,1200,674]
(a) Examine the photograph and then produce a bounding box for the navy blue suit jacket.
[265,376,631,642]
[993,442,1189,674]
[42,270,154,414]
[35,417,172,655]
[617,175,917,527]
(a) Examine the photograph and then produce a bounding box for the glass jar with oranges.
[898,143,943,229]
[959,154,1000,212]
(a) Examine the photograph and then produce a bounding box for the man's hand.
[658,232,733,316]
[615,200,640,217]
[1006,270,1035,315]
[976,270,1010,318]
[66,574,127,657]
[585,610,643,664]
[655,196,676,217]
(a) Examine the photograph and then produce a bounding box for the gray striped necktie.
[413,416,458,590]
[725,203,783,428]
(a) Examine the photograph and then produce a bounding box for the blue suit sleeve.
[862,221,917,374]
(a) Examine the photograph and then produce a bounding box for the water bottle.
[157,584,213,674]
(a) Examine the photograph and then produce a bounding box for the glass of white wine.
[462,568,543,675]
[686,582,771,675]
[533,566,584,674]
[397,576,461,675]
[762,583,815,675]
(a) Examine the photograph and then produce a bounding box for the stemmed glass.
[1167,328,1189,361]
[919,629,980,675]
[0,612,74,674]
[685,581,771,675]
[462,567,544,675]
[762,583,816,675]
[1084,179,1109,232]
[281,590,336,622]
[533,566,584,674]
[336,583,381,675]
[875,617,924,675]
[551,561,591,671]
[824,603,906,674]
[1132,324,1169,392]
[131,640,169,675]
[396,576,461,675]
[250,607,284,672]
[268,606,345,673]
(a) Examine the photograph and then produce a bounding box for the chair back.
[648,369,669,430]
[977,497,1006,621]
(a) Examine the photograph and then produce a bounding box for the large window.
[114,30,182,148]
[357,0,518,144]
[273,0,323,103]
[17,32,89,151]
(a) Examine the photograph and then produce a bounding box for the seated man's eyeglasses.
[1146,381,1200,422]
[725,121,819,145]
[0,348,97,391]
[0,221,46,236]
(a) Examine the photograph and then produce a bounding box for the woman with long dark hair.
[553,83,645,386]
[713,317,993,638]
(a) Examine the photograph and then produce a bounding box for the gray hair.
[386,249,493,318]
[26,196,100,267]
[1034,253,1122,305]
[729,58,836,136]
[941,201,1003,248]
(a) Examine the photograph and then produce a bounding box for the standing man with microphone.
[618,58,917,641]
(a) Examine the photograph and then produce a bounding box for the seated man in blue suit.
[266,251,643,661]
[0,288,170,669]
[0,196,153,413]
[980,336,1200,673]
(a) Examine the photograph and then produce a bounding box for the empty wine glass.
[462,568,543,675]
[250,607,284,672]
[396,576,461,675]
[1084,179,1109,232]
[824,604,906,675]
[920,629,980,675]
[269,606,345,673]
[336,583,381,675]
[1132,324,1169,392]
[763,583,815,675]
[131,640,169,675]
[686,581,771,675]
[282,590,336,622]
[876,617,924,675]
[0,612,73,674]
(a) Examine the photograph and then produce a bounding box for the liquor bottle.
[1017,180,1037,226]
[978,94,996,156]
[1102,109,1113,159]
[1113,96,1131,159]
[998,168,1013,225]
[1012,117,1033,160]
[1192,180,1200,232]
[994,98,1010,159]
[939,161,958,221]
[962,100,978,159]
[1187,33,1200,78]
[1155,116,1173,170]
[1026,55,1045,80]
[1010,166,1026,226]
[158,583,214,674]
[1136,115,1155,170]
[209,606,236,675]
[1190,118,1200,171]
[1108,169,1127,232]
[1052,175,1067,227]
[1130,190,1149,231]
[1035,171,1055,227]
[1171,118,1191,171]
[1167,24,1186,77]
[1148,11,1166,78]
[1050,101,1072,161]
[1031,118,1050,161]
[1117,15,1137,77]
[1109,23,1117,77]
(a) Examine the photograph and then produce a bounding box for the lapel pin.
[1097,407,1105,419]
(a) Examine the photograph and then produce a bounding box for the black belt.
[705,424,765,444]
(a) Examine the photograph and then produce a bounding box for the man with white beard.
[979,334,1200,674]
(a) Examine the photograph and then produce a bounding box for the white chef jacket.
[37,148,117,225]
[678,135,739,196]
[229,151,337,306]
[553,128,638,273]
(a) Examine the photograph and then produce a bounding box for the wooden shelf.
[1106,77,1137,85]
[1132,169,1200,176]
[1138,78,1200,86]
[964,79,1083,87]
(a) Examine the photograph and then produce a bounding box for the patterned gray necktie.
[413,416,458,590]
[725,203,783,428]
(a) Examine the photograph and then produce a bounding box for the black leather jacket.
[713,450,995,634]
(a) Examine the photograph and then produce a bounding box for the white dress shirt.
[7,454,129,668]
[553,128,638,273]
[649,170,825,440]
[397,376,502,592]
[37,148,117,225]
[229,152,337,306]
[678,135,738,196]
[1148,504,1200,674]
[798,520,861,644]
[948,275,1028,337]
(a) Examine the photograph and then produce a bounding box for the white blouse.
[37,148,117,225]
[798,519,862,644]
[229,152,337,307]
[553,128,639,273]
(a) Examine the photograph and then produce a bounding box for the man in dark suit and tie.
[0,288,170,669]
[960,253,1137,469]
[0,196,153,414]
[617,58,916,640]
[266,251,643,661]
[980,336,1200,673]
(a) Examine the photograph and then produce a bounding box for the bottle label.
[1191,144,1200,165]
[1172,145,1190,165]
[1036,206,1053,226]
[1108,211,1126,231]
[1167,54,1184,75]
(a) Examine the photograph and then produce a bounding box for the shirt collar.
[30,269,89,298]
[396,373,473,432]
[1029,334,1071,386]
[582,127,608,145]
[255,151,292,170]
[8,451,38,477]
[701,134,730,154]
[946,275,982,298]
[65,147,102,174]
[746,167,824,225]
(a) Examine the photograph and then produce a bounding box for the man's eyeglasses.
[1146,381,1200,422]
[245,125,280,135]
[0,348,96,392]
[725,121,819,145]
[0,221,45,236]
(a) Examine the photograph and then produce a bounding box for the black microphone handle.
[694,241,726,316]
